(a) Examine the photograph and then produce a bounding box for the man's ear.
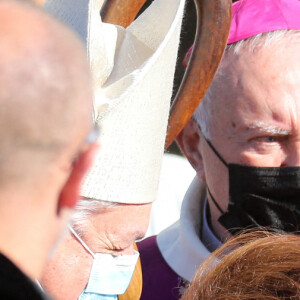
[57,143,99,213]
[176,118,206,181]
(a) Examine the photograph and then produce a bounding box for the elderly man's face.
[79,202,152,255]
[41,202,151,300]
[182,39,300,239]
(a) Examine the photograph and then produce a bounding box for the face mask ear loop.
[68,225,95,258]
[202,136,228,168]
[193,119,228,167]
[207,186,225,215]
[194,121,227,214]
[201,136,228,214]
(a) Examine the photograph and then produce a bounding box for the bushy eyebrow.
[247,121,290,135]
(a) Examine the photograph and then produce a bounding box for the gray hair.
[71,198,118,236]
[194,29,300,139]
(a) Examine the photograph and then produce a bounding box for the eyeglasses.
[85,123,100,144]
[71,123,100,166]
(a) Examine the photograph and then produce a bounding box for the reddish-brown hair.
[181,231,300,300]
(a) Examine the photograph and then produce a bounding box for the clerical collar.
[201,197,222,252]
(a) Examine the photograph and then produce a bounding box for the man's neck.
[206,199,232,243]
[0,188,61,281]
[201,199,222,252]
[0,217,50,280]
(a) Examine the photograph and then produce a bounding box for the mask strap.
[207,186,225,215]
[202,135,228,167]
[194,121,227,214]
[68,225,95,258]
[194,120,228,167]
[200,134,228,214]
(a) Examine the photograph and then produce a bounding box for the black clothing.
[0,253,49,299]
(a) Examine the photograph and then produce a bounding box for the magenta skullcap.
[183,0,300,66]
[228,0,300,44]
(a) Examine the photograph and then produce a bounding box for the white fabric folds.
[44,0,186,204]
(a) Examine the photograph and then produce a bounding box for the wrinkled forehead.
[213,36,300,97]
[208,38,300,133]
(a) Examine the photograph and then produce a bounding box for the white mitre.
[44,0,186,204]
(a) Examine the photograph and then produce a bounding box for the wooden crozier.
[101,0,231,299]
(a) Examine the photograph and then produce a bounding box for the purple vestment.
[137,236,188,300]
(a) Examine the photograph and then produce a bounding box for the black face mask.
[203,136,300,235]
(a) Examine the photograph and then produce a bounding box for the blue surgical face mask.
[69,226,139,300]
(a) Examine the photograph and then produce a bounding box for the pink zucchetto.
[183,0,300,66]
[228,0,300,44]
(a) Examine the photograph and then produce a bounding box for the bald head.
[0,0,93,186]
